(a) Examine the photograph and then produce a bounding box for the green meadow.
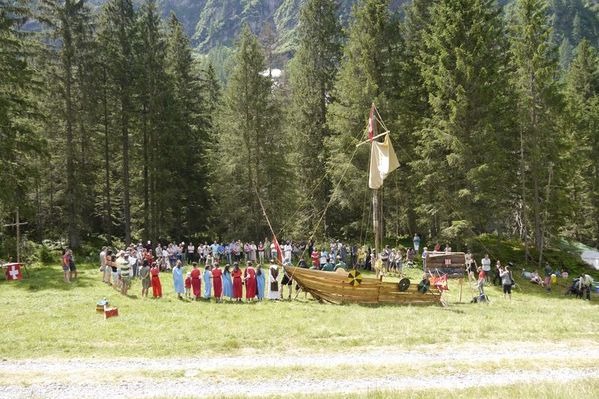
[1,260,597,360]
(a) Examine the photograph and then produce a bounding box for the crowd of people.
[91,236,594,302]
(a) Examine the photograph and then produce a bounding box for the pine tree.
[164,13,210,238]
[415,0,516,238]
[136,0,169,241]
[214,25,290,239]
[509,0,564,263]
[563,39,599,244]
[326,0,399,240]
[287,0,342,237]
[0,0,44,219]
[98,0,137,244]
[38,0,97,248]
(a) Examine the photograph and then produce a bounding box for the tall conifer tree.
[287,0,341,237]
[509,0,564,262]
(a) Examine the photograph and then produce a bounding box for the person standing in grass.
[244,261,257,302]
[184,272,192,299]
[476,266,486,296]
[62,249,71,283]
[173,260,185,300]
[256,264,265,300]
[223,265,233,300]
[102,249,113,285]
[203,264,212,300]
[120,252,132,295]
[311,247,320,269]
[139,260,151,298]
[500,264,513,300]
[99,247,107,273]
[258,241,265,264]
[212,263,223,302]
[232,263,243,302]
[269,264,280,300]
[190,262,201,300]
[481,254,491,283]
[150,262,162,298]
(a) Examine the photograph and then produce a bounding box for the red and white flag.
[431,274,449,291]
[273,235,283,264]
[368,103,378,141]
[5,263,23,281]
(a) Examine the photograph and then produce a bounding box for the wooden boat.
[284,266,442,305]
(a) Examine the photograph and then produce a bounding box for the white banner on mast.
[368,135,399,189]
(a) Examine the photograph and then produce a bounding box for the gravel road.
[1,342,598,398]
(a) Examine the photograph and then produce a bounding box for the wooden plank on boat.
[285,266,441,306]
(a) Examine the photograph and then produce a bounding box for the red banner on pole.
[4,263,23,281]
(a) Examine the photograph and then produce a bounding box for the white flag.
[368,135,399,189]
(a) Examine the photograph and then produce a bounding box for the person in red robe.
[311,248,320,269]
[231,263,243,302]
[190,262,202,300]
[244,261,257,301]
[150,263,162,298]
[212,264,223,303]
[184,272,192,299]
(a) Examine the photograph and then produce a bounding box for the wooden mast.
[373,189,383,260]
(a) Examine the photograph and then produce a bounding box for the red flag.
[431,274,449,291]
[368,103,377,141]
[5,263,23,281]
[273,235,283,264]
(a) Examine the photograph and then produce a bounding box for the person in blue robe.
[223,265,233,299]
[172,261,185,299]
[203,265,212,299]
[256,264,265,300]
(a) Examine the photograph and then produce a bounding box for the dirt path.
[1,342,598,398]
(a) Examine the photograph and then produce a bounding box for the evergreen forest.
[2,0,599,264]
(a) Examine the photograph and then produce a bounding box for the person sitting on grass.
[321,258,335,272]
[530,270,543,286]
[335,256,347,271]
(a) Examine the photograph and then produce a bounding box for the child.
[185,272,192,299]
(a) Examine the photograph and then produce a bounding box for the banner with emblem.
[4,263,23,281]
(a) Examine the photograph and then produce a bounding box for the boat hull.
[284,266,442,306]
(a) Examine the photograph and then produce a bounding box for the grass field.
[0,261,597,360]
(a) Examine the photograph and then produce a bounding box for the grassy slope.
[0,254,597,360]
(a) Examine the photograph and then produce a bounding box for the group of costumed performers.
[100,245,298,301]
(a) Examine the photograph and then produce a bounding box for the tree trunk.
[102,67,112,244]
[121,92,131,245]
[63,13,79,248]
[520,127,529,262]
[143,104,149,242]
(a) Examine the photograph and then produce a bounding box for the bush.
[37,245,58,264]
